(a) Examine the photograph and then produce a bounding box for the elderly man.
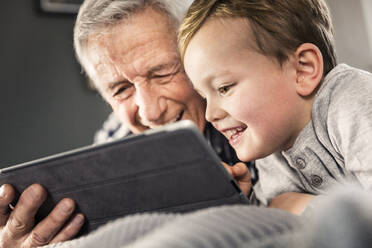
[0,1,251,247]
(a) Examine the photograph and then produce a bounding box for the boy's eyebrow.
[203,74,215,83]
[204,69,234,83]
[199,72,222,86]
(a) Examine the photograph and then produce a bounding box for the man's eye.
[152,73,171,79]
[113,85,132,97]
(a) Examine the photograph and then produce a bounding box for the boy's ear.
[294,43,323,97]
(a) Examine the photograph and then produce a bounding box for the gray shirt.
[253,64,372,205]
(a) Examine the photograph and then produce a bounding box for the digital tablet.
[0,120,248,235]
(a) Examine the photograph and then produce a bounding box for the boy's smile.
[184,18,313,162]
[218,124,247,146]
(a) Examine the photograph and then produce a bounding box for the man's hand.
[0,184,84,248]
[222,162,251,196]
[269,192,315,215]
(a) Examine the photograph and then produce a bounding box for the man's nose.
[135,84,167,123]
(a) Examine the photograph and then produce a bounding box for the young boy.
[178,0,372,212]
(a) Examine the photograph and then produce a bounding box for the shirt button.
[295,158,306,170]
[215,146,223,154]
[311,175,323,187]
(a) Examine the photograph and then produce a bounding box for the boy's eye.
[218,84,233,96]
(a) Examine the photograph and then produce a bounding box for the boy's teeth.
[226,127,244,139]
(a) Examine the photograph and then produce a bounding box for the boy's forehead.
[184,18,254,89]
[198,17,258,52]
[186,17,258,62]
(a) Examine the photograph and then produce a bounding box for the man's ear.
[294,43,323,97]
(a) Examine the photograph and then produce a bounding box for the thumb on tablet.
[221,162,251,196]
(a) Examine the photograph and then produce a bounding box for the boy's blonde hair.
[178,0,337,75]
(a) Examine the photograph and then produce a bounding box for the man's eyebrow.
[106,80,131,91]
[149,64,167,73]
[148,62,179,76]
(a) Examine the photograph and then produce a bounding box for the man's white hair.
[74,0,193,81]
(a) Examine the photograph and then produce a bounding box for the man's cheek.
[115,102,133,125]
[117,102,149,133]
[172,76,195,99]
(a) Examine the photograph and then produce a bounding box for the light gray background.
[327,0,372,72]
[0,1,370,168]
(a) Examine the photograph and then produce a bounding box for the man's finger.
[5,184,47,239]
[230,163,252,196]
[233,163,250,179]
[26,198,77,247]
[0,184,15,226]
[50,213,85,244]
[221,162,233,175]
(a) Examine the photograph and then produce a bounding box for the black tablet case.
[0,121,248,234]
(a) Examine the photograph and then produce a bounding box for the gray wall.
[0,1,370,168]
[0,2,110,168]
[326,0,372,71]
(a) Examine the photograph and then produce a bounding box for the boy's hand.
[0,184,84,248]
[269,192,314,215]
[222,162,251,196]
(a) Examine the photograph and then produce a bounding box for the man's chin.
[193,119,207,133]
[131,118,206,133]
[130,124,150,134]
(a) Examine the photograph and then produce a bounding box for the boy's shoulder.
[314,64,372,110]
[312,63,372,146]
[322,63,371,89]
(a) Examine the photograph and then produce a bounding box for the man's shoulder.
[94,113,130,144]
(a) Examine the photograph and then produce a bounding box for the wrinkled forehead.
[83,7,180,86]
[84,34,117,85]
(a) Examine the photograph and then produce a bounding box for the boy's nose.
[205,100,225,123]
[135,84,167,125]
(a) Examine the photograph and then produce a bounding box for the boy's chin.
[235,146,269,162]
[236,150,255,163]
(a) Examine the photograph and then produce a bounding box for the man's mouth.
[167,110,184,124]
[137,110,185,129]
[221,125,247,145]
